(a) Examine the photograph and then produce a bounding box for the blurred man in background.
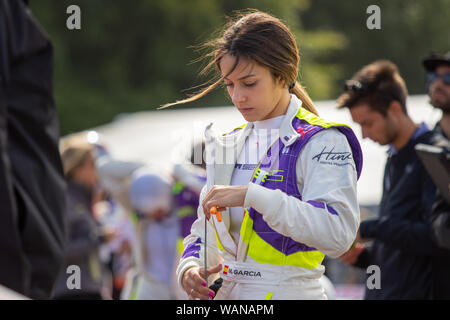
[0,0,66,298]
[422,51,450,299]
[337,60,450,299]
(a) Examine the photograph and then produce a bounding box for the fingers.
[199,263,222,281]
[189,264,223,300]
[184,267,216,300]
[202,186,218,217]
[207,263,222,275]
[188,282,214,300]
[202,186,224,220]
[202,190,213,220]
[189,288,215,300]
[202,185,247,221]
[206,263,222,276]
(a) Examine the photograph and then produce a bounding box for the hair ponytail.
[291,81,318,115]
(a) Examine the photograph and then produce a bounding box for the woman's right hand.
[181,264,222,300]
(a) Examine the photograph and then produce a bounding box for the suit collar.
[279,94,302,147]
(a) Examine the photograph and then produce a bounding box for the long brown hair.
[160,9,318,115]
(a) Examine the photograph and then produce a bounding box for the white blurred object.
[87,130,100,144]
[204,122,215,192]
[128,167,173,214]
[96,156,143,198]
[120,268,172,300]
[334,284,365,300]
[319,275,336,300]
[97,201,136,261]
[0,285,29,300]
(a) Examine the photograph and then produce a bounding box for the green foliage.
[301,0,450,97]
[28,0,449,134]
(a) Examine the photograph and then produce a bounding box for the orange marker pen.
[210,206,222,222]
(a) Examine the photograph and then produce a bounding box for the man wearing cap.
[422,51,450,299]
[53,138,117,299]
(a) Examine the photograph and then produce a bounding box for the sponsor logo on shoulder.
[312,146,355,169]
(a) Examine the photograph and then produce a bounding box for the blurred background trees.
[29,0,450,135]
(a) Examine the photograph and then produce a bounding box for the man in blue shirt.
[337,60,450,299]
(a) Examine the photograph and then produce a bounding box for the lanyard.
[204,123,215,285]
[203,124,285,283]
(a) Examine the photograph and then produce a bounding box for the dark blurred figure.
[0,0,66,298]
[52,137,118,300]
[422,51,450,299]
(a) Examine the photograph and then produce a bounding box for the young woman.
[166,10,363,300]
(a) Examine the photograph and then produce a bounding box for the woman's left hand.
[202,185,248,220]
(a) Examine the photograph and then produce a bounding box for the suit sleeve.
[244,128,360,258]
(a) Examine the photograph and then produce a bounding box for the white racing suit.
[176,95,363,300]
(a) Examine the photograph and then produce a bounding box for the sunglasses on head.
[344,80,367,92]
[427,72,450,86]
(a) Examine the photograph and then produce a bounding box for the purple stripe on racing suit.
[181,237,202,259]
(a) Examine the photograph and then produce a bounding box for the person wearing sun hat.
[53,136,118,299]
